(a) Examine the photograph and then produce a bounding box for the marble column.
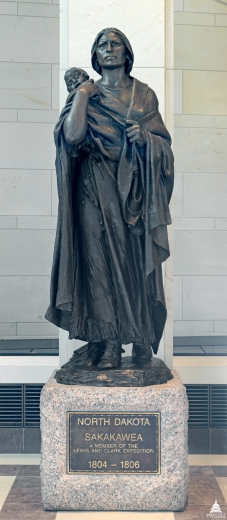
[58,0,174,368]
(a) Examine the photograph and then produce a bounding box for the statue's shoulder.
[145,85,159,111]
[132,77,159,111]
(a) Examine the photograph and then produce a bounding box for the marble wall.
[1,0,225,349]
[173,0,227,336]
[0,0,175,371]
[0,0,59,340]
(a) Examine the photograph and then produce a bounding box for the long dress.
[45,77,174,354]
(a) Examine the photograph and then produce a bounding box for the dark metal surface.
[55,347,173,386]
[67,412,160,474]
[45,28,174,376]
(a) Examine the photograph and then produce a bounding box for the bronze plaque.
[67,412,160,474]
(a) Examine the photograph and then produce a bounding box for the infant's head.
[64,67,89,93]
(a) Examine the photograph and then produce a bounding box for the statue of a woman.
[45,28,174,370]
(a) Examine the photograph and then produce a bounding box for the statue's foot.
[85,341,105,367]
[60,341,105,369]
[132,343,153,361]
[97,341,122,370]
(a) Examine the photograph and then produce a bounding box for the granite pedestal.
[40,370,189,511]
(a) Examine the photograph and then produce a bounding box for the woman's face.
[96,31,127,70]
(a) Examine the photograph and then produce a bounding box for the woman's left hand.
[126,120,145,147]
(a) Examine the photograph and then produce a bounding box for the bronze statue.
[45,28,174,374]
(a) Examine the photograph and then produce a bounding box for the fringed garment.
[45,78,174,354]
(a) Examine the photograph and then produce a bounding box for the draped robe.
[45,77,174,354]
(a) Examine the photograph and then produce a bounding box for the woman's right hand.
[77,79,99,100]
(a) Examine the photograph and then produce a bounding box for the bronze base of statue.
[54,343,173,387]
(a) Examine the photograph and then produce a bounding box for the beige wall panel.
[51,170,58,216]
[174,172,183,217]
[4,0,52,3]
[0,217,17,229]
[0,170,51,216]
[174,218,214,230]
[174,12,215,25]
[174,0,183,10]
[0,123,55,169]
[215,218,227,230]
[175,128,227,172]
[0,2,17,15]
[60,0,68,70]
[69,0,164,68]
[166,0,174,71]
[184,0,227,14]
[0,276,50,322]
[52,64,60,111]
[173,276,182,320]
[216,14,227,26]
[0,109,17,122]
[18,3,59,17]
[18,110,59,123]
[174,231,227,275]
[165,0,174,369]
[0,323,17,336]
[18,216,57,229]
[17,322,58,336]
[60,68,68,107]
[174,115,214,128]
[184,71,227,115]
[174,70,182,114]
[0,230,55,275]
[0,15,59,63]
[215,116,227,128]
[0,63,51,110]
[183,173,227,217]
[183,276,227,320]
[165,69,174,133]
[173,320,213,335]
[214,321,227,333]
[175,25,227,70]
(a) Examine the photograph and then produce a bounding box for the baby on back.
[64,67,100,105]
[64,67,90,94]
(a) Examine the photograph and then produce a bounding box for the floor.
[0,455,226,519]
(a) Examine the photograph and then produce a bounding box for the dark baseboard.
[0,339,59,356]
[0,427,41,454]
[173,336,227,356]
[188,427,227,454]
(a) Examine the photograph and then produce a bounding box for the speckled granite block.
[40,370,188,511]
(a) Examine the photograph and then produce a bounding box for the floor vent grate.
[24,385,44,427]
[185,385,209,427]
[0,385,23,427]
[210,385,227,428]
[0,384,43,427]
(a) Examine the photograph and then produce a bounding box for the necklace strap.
[99,83,131,91]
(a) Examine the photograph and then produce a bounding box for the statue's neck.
[97,67,130,89]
